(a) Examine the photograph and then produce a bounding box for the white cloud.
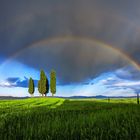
[114,81,140,87]
[0,81,14,87]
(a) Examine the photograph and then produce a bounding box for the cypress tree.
[38,70,49,96]
[50,70,56,96]
[38,80,41,96]
[28,77,34,97]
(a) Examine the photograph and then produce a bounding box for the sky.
[0,0,140,97]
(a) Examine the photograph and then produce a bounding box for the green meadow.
[0,98,140,140]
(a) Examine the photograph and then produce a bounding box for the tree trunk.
[137,93,139,104]
[108,97,110,103]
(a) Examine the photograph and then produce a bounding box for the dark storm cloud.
[1,0,140,57]
[1,0,140,83]
[15,41,130,84]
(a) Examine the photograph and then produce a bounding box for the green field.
[0,98,140,140]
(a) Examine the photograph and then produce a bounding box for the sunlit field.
[70,98,138,103]
[0,98,140,140]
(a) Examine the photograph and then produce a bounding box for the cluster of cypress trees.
[28,69,56,97]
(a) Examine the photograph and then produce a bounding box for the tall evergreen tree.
[50,70,56,96]
[28,77,34,97]
[38,70,49,96]
[38,80,41,96]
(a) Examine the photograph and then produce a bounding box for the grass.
[0,98,140,140]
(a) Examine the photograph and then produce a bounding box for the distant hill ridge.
[0,95,137,100]
[62,95,137,99]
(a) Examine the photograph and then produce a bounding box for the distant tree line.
[28,70,56,97]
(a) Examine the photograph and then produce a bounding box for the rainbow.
[1,36,140,71]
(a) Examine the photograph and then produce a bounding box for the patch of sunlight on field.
[69,98,138,104]
[0,97,65,111]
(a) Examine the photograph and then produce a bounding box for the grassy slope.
[0,98,140,140]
